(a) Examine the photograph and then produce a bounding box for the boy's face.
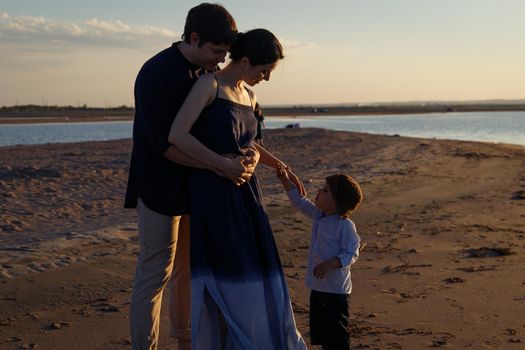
[315,182,338,215]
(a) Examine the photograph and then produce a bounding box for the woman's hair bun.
[229,29,284,65]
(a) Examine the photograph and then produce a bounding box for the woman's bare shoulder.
[189,73,218,102]
[195,73,217,88]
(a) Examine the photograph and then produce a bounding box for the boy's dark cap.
[325,173,363,218]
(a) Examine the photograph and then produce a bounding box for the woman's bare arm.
[168,74,251,183]
[253,143,306,196]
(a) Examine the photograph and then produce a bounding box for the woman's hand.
[213,156,248,185]
[276,162,306,195]
[284,166,306,196]
[276,163,293,191]
[240,147,260,182]
[218,148,259,186]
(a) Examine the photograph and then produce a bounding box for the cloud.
[281,39,317,50]
[0,12,179,49]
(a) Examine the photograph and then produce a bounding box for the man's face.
[195,42,230,70]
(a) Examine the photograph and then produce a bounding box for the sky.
[1,0,524,107]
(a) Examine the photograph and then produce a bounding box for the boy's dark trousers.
[309,290,350,350]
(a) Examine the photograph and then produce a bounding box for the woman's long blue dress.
[189,95,306,350]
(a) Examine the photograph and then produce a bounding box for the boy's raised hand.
[286,167,306,196]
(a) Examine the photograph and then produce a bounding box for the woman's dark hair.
[182,3,237,46]
[229,29,284,65]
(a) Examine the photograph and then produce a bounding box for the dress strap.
[213,75,220,99]
[244,86,254,110]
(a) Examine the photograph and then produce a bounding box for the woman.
[169,29,306,349]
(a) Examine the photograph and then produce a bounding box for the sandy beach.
[1,128,524,349]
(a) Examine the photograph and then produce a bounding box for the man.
[124,4,249,349]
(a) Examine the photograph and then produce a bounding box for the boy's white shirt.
[287,188,360,294]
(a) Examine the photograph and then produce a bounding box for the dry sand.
[1,128,524,349]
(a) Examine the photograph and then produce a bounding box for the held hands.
[287,167,306,196]
[313,258,342,279]
[276,163,294,191]
[276,163,306,196]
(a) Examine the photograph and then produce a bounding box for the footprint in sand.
[443,277,464,284]
[291,302,308,314]
[286,272,300,279]
[463,247,514,258]
[457,265,496,273]
[511,190,525,200]
[504,329,517,336]
[90,303,120,313]
[282,261,295,268]
[397,293,412,304]
[430,338,447,347]
[8,336,23,342]
[49,321,71,330]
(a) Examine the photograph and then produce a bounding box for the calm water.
[266,111,525,146]
[0,121,133,147]
[1,111,524,147]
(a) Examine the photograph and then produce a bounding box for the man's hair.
[229,29,284,65]
[182,3,237,46]
[325,174,363,219]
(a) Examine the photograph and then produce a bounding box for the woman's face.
[244,61,278,86]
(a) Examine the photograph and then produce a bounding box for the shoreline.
[2,129,525,151]
[1,104,525,124]
[1,129,524,348]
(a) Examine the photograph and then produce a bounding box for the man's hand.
[313,258,342,279]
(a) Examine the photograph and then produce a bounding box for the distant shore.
[1,103,525,124]
[0,115,133,125]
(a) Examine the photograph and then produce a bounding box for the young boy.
[277,166,363,350]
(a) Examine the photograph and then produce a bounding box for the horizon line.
[2,98,525,110]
